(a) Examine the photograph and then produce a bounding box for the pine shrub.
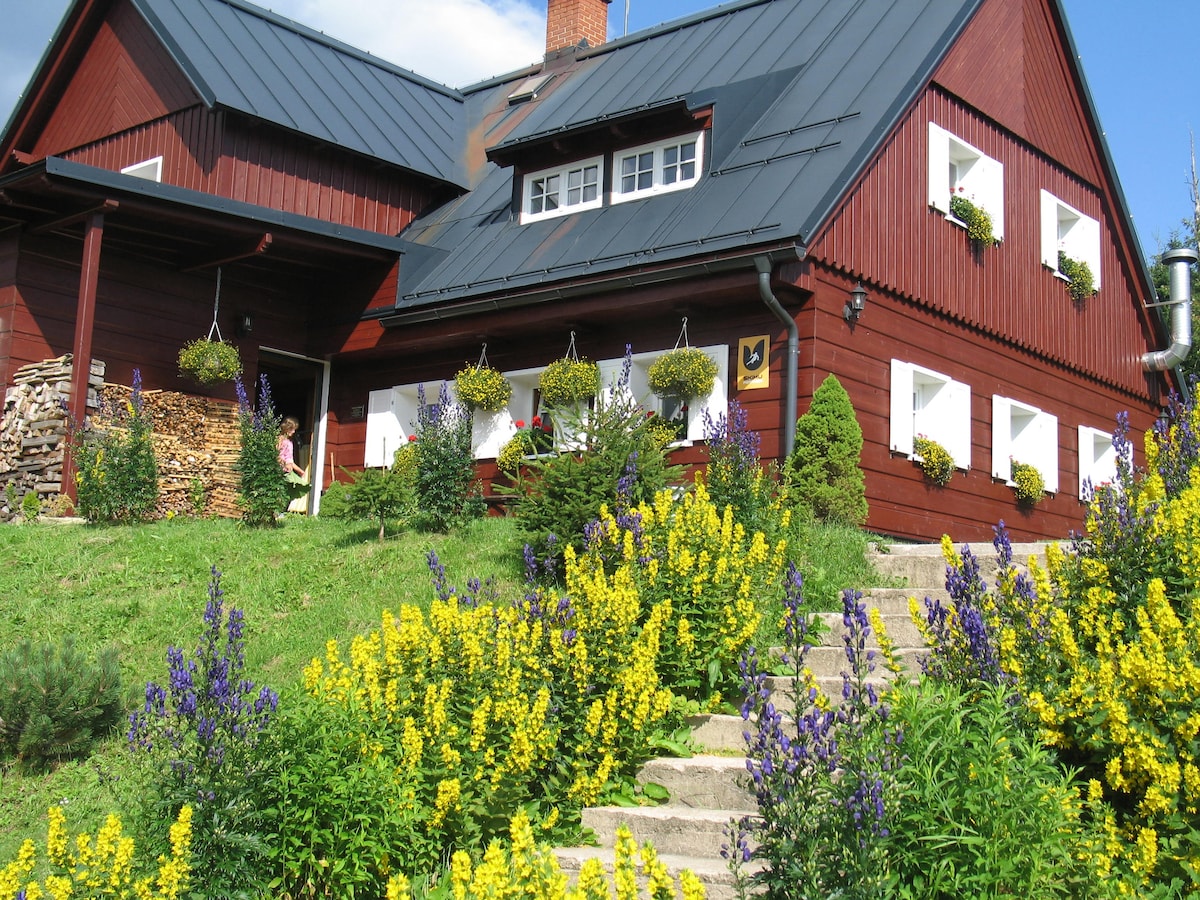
[0,636,122,769]
[234,375,289,527]
[788,373,868,525]
[344,445,418,540]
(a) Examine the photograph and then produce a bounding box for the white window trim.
[598,344,728,444]
[889,359,971,470]
[1077,424,1128,497]
[991,395,1058,493]
[121,156,163,182]
[927,123,1004,242]
[365,381,451,467]
[1040,189,1101,290]
[520,155,604,224]
[611,131,705,204]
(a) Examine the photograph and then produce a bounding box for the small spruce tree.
[788,373,868,525]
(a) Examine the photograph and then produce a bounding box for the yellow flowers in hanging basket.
[1010,460,1046,506]
[913,435,955,486]
[539,357,600,406]
[177,339,242,385]
[454,365,512,412]
[647,347,717,399]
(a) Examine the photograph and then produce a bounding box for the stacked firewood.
[0,354,103,520]
[96,384,241,519]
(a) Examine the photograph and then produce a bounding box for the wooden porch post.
[61,210,107,501]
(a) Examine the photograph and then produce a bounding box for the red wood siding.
[935,0,1104,186]
[808,87,1159,399]
[799,265,1157,543]
[64,108,443,236]
[32,1,198,160]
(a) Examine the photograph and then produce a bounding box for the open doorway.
[258,349,329,514]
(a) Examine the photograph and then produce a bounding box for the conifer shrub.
[342,445,418,540]
[72,368,159,524]
[0,637,122,769]
[234,375,289,527]
[788,373,868,525]
[413,383,484,532]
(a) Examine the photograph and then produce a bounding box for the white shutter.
[687,346,729,441]
[365,388,400,468]
[1040,412,1060,494]
[889,360,914,455]
[1040,190,1060,268]
[946,380,972,470]
[991,395,1011,480]
[978,156,1004,241]
[928,124,950,212]
[1080,214,1101,289]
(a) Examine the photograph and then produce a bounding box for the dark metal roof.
[132,0,468,187]
[395,0,982,309]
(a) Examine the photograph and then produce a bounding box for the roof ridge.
[138,0,465,101]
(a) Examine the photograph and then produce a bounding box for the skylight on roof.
[508,73,556,105]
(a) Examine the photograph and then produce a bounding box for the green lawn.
[0,514,527,860]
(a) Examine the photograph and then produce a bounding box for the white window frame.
[1040,189,1101,290]
[928,124,1004,241]
[121,156,163,182]
[611,132,704,203]
[992,395,1058,493]
[520,156,604,224]
[1078,424,1128,497]
[598,344,728,444]
[889,359,971,470]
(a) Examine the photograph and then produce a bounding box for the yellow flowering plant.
[914,404,1200,893]
[0,805,192,900]
[647,347,718,399]
[1010,459,1045,505]
[538,358,600,407]
[913,435,955,486]
[949,189,997,246]
[454,365,512,412]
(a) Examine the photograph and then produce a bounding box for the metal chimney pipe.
[1143,247,1199,372]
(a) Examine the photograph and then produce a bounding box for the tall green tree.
[788,373,868,525]
[1149,133,1200,383]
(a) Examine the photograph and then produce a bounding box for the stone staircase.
[553,539,1051,898]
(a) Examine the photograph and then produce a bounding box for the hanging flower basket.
[648,347,718,399]
[1010,460,1045,506]
[539,357,600,406]
[913,435,954,486]
[178,338,242,385]
[454,364,512,412]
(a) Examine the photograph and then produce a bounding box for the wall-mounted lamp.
[236,311,254,338]
[844,283,868,323]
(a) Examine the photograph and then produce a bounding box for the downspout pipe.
[755,255,798,458]
[1143,247,1199,372]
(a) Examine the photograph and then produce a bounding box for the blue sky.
[1,0,1196,261]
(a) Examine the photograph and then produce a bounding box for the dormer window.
[613,132,703,203]
[521,156,603,223]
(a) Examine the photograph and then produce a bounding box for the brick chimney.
[546,0,612,55]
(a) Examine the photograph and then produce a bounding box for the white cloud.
[286,0,546,87]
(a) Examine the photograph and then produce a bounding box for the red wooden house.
[0,0,1187,541]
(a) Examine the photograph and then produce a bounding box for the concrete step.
[638,755,754,809]
[581,805,756,859]
[802,645,923,680]
[855,587,950,613]
[688,713,749,754]
[814,611,926,648]
[869,541,1053,588]
[553,846,760,900]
